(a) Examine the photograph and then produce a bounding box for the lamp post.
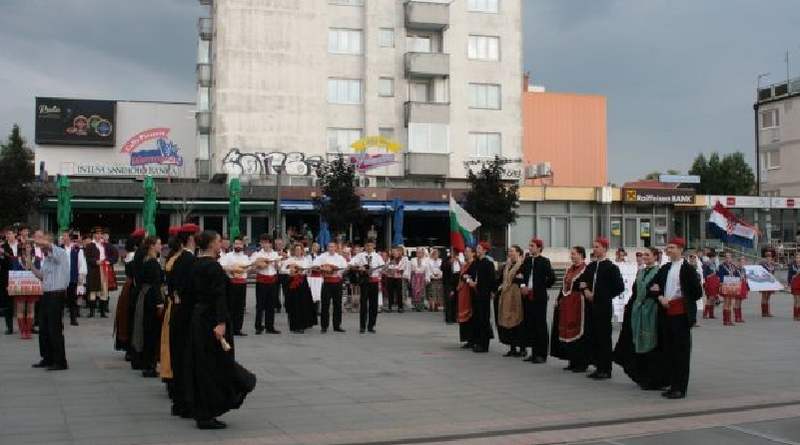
[274,164,285,243]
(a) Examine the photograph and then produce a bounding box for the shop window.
[537,202,568,214]
[510,215,534,247]
[570,217,592,249]
[203,216,224,235]
[570,202,593,215]
[251,216,269,240]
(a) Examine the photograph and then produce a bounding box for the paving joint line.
[725,425,800,445]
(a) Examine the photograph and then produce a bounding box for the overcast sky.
[1,0,798,183]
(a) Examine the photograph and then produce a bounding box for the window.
[406,35,432,53]
[409,81,431,102]
[329,0,363,5]
[379,77,394,97]
[469,0,499,13]
[328,128,363,152]
[764,151,781,169]
[469,83,501,109]
[761,109,779,128]
[328,78,362,103]
[469,132,501,157]
[379,28,394,48]
[329,28,363,54]
[379,127,394,140]
[408,123,449,153]
[468,36,500,61]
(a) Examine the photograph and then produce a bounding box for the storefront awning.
[278,201,447,212]
[41,199,274,212]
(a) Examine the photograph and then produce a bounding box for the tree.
[463,156,519,243]
[166,180,198,224]
[313,156,364,235]
[0,125,34,228]
[688,151,755,195]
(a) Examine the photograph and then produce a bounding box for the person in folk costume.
[165,223,200,418]
[0,227,15,335]
[649,238,703,399]
[686,250,704,328]
[283,243,315,333]
[160,228,183,394]
[306,242,323,316]
[84,226,119,318]
[250,234,282,335]
[788,252,800,321]
[58,230,87,327]
[469,242,496,353]
[613,247,670,390]
[426,248,444,312]
[456,247,476,348]
[219,237,252,336]
[273,237,288,313]
[442,248,462,324]
[734,255,749,322]
[518,238,556,364]
[716,252,745,326]
[551,246,589,371]
[313,242,348,332]
[351,239,385,333]
[385,246,409,313]
[131,236,165,378]
[759,248,777,318]
[10,241,40,339]
[495,245,526,358]
[409,246,431,312]
[183,230,256,430]
[578,237,625,380]
[115,228,145,354]
[701,250,720,320]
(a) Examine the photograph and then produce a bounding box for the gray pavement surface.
[1,289,799,445]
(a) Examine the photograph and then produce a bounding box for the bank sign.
[623,188,696,204]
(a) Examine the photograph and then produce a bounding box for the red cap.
[594,237,610,249]
[478,241,491,251]
[179,223,201,234]
[130,228,146,238]
[668,237,686,248]
[168,226,181,236]
[530,238,543,248]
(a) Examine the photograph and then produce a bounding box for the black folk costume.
[518,253,556,362]
[579,257,624,378]
[550,262,590,371]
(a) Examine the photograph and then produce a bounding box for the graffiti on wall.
[463,157,523,180]
[222,149,324,177]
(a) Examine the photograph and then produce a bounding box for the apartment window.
[469,83,501,109]
[408,123,449,153]
[406,35,432,53]
[329,0,363,6]
[469,0,499,13]
[468,36,500,61]
[379,77,394,97]
[329,28,363,54]
[761,109,779,129]
[328,78,362,103]
[328,128,363,152]
[469,132,501,157]
[409,81,431,102]
[379,28,394,48]
[764,151,781,169]
[379,127,394,140]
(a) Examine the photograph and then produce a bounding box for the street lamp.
[274,164,285,244]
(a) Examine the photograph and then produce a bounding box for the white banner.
[744,265,784,292]
[613,262,639,322]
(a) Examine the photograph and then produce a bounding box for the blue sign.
[659,174,700,184]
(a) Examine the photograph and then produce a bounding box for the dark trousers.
[472,297,492,349]
[1,294,12,332]
[530,297,549,359]
[227,282,247,333]
[443,281,457,323]
[320,282,343,330]
[664,315,692,393]
[39,292,67,367]
[589,301,613,373]
[360,282,379,330]
[66,283,79,322]
[385,278,403,309]
[255,281,279,331]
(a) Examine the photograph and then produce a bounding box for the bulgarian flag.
[707,202,760,249]
[450,196,481,252]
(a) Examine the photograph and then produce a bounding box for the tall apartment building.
[196,0,523,184]
[756,76,800,196]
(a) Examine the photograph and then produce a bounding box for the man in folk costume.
[84,227,119,318]
[469,241,496,353]
[351,239,385,334]
[579,237,624,380]
[219,237,252,336]
[313,242,349,333]
[518,238,556,364]
[650,238,702,399]
[60,231,87,326]
[250,234,282,335]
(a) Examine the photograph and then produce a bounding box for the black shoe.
[461,342,474,349]
[100,312,107,318]
[334,328,346,333]
[368,328,376,333]
[524,356,536,363]
[591,372,611,380]
[4,329,12,335]
[70,319,79,326]
[586,371,599,379]
[665,390,686,400]
[32,361,52,369]
[571,367,588,373]
[266,329,281,334]
[255,328,264,335]
[518,349,528,358]
[639,384,665,391]
[386,309,393,313]
[46,364,68,371]
[234,331,247,337]
[359,329,365,334]
[661,390,673,397]
[398,308,404,313]
[563,365,575,371]
[472,346,489,353]
[531,357,547,364]
[291,330,303,334]
[321,328,328,333]
[87,311,94,318]
[142,369,158,378]
[197,419,227,430]
[503,350,518,357]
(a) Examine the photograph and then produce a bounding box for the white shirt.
[282,256,311,275]
[7,241,18,257]
[250,249,280,276]
[312,252,348,278]
[64,243,88,278]
[410,256,431,282]
[219,251,251,280]
[428,258,443,280]
[352,251,386,279]
[94,240,106,261]
[666,258,684,300]
[386,256,409,279]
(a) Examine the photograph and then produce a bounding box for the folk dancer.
[283,244,316,333]
[457,247,476,347]
[409,247,430,312]
[385,246,408,313]
[351,239,385,333]
[551,246,589,372]
[59,231,87,326]
[496,246,526,358]
[131,236,164,378]
[1,227,16,334]
[30,232,70,371]
[11,242,40,339]
[84,227,119,318]
[115,229,144,353]
[426,249,444,312]
[519,238,556,364]
[307,242,323,315]
[717,252,745,326]
[759,249,777,317]
[442,248,462,324]
[701,250,719,319]
[219,237,251,336]
[250,234,282,335]
[469,242,496,353]
[313,242,348,332]
[788,252,800,321]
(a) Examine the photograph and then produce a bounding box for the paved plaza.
[1,289,799,445]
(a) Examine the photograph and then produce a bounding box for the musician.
[385,246,409,313]
[250,234,281,334]
[313,242,348,332]
[219,238,251,336]
[716,252,744,326]
[84,226,119,318]
[307,242,323,314]
[282,243,315,333]
[788,252,800,321]
[351,239,385,333]
[274,237,288,313]
[701,251,719,320]
[518,238,556,364]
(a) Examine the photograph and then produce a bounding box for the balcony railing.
[404,101,450,126]
[757,76,800,103]
[405,0,450,30]
[405,152,450,177]
[197,63,211,87]
[196,111,211,135]
[405,52,450,78]
[198,18,212,40]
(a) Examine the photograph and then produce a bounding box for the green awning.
[40,199,274,212]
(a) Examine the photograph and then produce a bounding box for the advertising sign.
[35,97,116,147]
[348,136,401,172]
[622,188,696,204]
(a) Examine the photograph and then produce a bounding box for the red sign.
[120,127,171,154]
[726,197,736,206]
[788,199,795,208]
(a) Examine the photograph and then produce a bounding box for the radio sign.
[35,97,116,147]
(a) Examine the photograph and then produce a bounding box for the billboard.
[35,97,116,147]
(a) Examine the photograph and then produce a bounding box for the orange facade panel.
[523,92,607,187]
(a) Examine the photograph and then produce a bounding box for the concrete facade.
[199,0,523,181]
[756,77,800,196]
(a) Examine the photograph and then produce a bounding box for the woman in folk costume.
[282,243,315,333]
[613,247,669,390]
[409,247,431,312]
[701,251,719,320]
[132,236,165,378]
[457,247,476,348]
[495,246,526,358]
[115,229,145,353]
[759,249,777,318]
[10,242,40,339]
[160,229,183,393]
[426,248,444,312]
[717,251,744,326]
[550,246,591,372]
[788,252,800,321]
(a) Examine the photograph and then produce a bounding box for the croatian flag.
[707,202,759,248]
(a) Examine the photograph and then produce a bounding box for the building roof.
[622,179,680,189]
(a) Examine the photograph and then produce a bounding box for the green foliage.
[313,156,364,233]
[688,151,755,195]
[463,156,519,235]
[644,169,680,180]
[0,125,34,228]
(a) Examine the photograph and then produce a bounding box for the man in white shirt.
[219,237,251,336]
[385,246,409,313]
[250,234,281,335]
[351,239,385,333]
[313,242,348,333]
[274,237,288,313]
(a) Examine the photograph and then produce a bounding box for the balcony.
[198,18,212,40]
[196,111,211,135]
[405,1,450,31]
[404,101,450,126]
[405,52,450,78]
[405,152,450,177]
[197,63,211,87]
[757,76,800,103]
[199,0,212,5]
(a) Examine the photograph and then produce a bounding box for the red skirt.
[558,291,584,343]
[703,274,720,298]
[102,261,118,291]
[456,284,472,323]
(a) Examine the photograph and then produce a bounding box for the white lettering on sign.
[62,162,180,177]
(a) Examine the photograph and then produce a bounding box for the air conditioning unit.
[524,165,538,179]
[537,162,552,177]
